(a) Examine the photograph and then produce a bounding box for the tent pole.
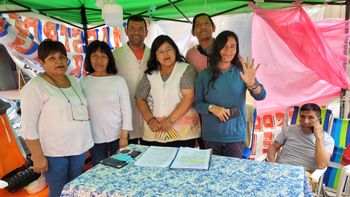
[167,0,191,23]
[80,6,89,52]
[341,0,350,118]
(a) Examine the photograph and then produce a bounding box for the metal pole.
[167,0,191,23]
[80,6,89,51]
[342,0,350,118]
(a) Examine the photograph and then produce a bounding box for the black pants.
[142,139,196,148]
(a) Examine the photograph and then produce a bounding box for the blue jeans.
[90,140,119,166]
[45,153,86,197]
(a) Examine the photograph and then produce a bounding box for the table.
[61,145,312,197]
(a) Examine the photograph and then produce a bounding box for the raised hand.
[311,120,323,139]
[239,57,260,87]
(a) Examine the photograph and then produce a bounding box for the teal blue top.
[195,65,266,142]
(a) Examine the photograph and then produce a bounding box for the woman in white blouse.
[21,39,93,197]
[81,40,132,166]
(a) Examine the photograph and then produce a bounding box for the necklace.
[45,74,84,105]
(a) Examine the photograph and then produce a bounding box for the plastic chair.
[333,164,350,197]
[288,106,333,133]
[242,103,257,159]
[322,117,350,197]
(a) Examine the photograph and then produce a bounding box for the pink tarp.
[253,5,349,114]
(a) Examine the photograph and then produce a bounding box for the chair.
[287,105,333,133]
[322,117,350,197]
[0,113,26,179]
[0,99,48,196]
[334,164,350,197]
[242,103,257,159]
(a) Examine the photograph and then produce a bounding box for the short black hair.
[191,13,215,33]
[145,35,185,75]
[127,15,147,29]
[84,40,117,75]
[300,103,322,123]
[38,39,67,62]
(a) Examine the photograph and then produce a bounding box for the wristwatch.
[208,104,213,112]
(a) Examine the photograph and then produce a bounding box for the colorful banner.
[0,13,121,78]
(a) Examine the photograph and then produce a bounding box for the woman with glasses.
[81,40,132,166]
[20,39,93,197]
[135,35,200,147]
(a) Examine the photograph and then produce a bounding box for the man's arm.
[312,120,332,169]
[315,138,331,169]
[267,142,282,163]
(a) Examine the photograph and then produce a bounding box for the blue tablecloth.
[61,145,312,197]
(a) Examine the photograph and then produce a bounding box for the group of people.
[19,13,334,196]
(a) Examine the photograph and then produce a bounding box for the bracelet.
[165,117,174,124]
[248,83,259,90]
[146,117,156,125]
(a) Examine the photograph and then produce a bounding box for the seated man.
[267,103,334,190]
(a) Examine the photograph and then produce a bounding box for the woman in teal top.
[195,30,266,158]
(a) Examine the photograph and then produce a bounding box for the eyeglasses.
[156,48,174,56]
[46,74,90,122]
[69,102,90,122]
[45,55,68,63]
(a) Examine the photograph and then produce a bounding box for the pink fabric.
[252,6,349,114]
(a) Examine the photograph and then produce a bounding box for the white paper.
[170,147,212,170]
[134,146,178,168]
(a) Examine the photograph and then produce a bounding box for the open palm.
[239,57,260,87]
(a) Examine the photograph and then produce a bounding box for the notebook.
[170,147,212,170]
[134,146,178,168]
[134,146,212,170]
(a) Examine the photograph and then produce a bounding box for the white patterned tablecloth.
[61,145,312,197]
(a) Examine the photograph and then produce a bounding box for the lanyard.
[45,74,84,105]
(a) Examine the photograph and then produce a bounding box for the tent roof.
[0,0,345,29]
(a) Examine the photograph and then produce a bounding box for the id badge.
[71,103,89,121]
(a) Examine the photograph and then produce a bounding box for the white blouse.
[20,75,93,157]
[81,75,132,144]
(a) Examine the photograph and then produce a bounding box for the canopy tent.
[0,0,347,61]
[0,0,346,28]
[0,0,344,116]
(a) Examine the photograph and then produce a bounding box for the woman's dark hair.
[38,39,67,62]
[84,40,117,75]
[145,35,185,74]
[191,13,215,34]
[300,103,322,123]
[207,30,240,89]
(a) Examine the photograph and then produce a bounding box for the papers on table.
[134,146,212,170]
[134,146,178,168]
[170,147,212,170]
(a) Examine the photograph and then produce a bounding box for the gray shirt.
[276,125,334,172]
